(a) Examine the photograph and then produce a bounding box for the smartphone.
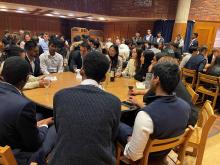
[121,101,134,107]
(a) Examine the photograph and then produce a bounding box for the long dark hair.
[108,44,119,69]
[134,48,143,72]
[134,50,155,82]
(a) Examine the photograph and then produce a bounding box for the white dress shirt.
[180,53,192,68]
[39,51,63,75]
[81,79,103,89]
[124,111,154,161]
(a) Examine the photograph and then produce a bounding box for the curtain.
[152,20,175,43]
[184,20,195,52]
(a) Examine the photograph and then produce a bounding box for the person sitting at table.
[0,57,55,165]
[39,39,63,75]
[134,50,155,82]
[49,51,121,165]
[0,46,49,90]
[122,47,143,77]
[68,41,91,72]
[184,45,208,72]
[25,40,41,77]
[207,56,220,77]
[107,44,123,77]
[130,56,198,126]
[117,59,190,164]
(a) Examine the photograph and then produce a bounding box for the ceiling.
[0,2,156,22]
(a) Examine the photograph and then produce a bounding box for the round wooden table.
[23,72,143,110]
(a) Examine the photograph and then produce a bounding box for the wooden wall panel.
[1,0,111,15]
[194,21,220,50]
[0,12,104,41]
[104,21,154,41]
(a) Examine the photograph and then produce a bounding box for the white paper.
[136,82,145,90]
[44,76,57,81]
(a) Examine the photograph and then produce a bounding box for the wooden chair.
[116,127,194,165]
[181,68,197,88]
[186,84,199,105]
[187,100,217,165]
[0,146,17,165]
[195,72,220,109]
[0,145,38,165]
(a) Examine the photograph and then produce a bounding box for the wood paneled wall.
[194,21,220,50]
[0,12,104,40]
[1,0,111,15]
[104,21,154,41]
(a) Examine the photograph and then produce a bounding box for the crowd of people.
[0,28,220,165]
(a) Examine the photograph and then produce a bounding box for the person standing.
[189,32,199,48]
[155,32,164,44]
[144,29,154,42]
[39,32,49,52]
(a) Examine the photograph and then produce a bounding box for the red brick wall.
[189,0,220,21]
[109,0,178,19]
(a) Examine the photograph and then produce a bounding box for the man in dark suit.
[68,41,91,72]
[49,51,121,165]
[1,30,10,46]
[144,29,154,42]
[189,32,199,48]
[24,40,41,76]
[185,45,208,72]
[0,57,55,165]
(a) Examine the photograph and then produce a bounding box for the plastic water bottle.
[145,73,153,89]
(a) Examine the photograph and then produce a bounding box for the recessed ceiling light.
[16,10,25,13]
[76,18,82,20]
[68,13,74,17]
[59,15,66,18]
[18,8,26,11]
[45,14,53,16]
[0,6,7,9]
[98,17,106,21]
[53,12,60,15]
[0,8,8,12]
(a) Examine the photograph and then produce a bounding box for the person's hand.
[39,79,45,87]
[128,89,137,96]
[128,96,145,108]
[37,117,54,127]
[128,96,139,106]
[127,136,132,142]
[116,72,121,77]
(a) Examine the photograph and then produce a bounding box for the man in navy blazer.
[144,29,154,42]
[68,41,91,71]
[24,40,41,76]
[189,32,199,48]
[0,57,54,165]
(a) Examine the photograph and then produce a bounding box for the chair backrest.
[186,84,199,105]
[139,126,194,165]
[197,100,216,128]
[181,68,197,88]
[196,72,220,88]
[0,146,17,165]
